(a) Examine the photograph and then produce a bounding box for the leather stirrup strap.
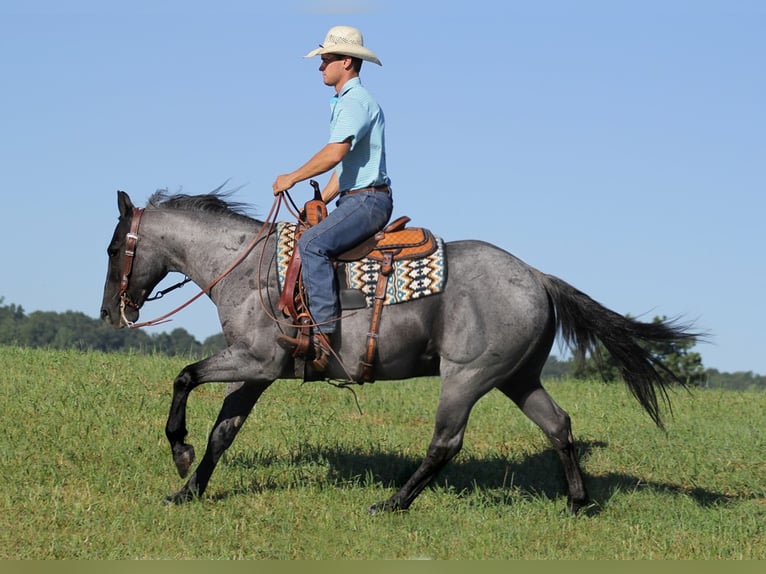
[357,251,394,382]
[278,247,303,319]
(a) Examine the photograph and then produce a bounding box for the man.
[273,26,393,372]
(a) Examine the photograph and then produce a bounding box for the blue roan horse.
[100,189,698,513]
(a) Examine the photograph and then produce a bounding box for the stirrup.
[276,331,310,358]
[276,332,302,352]
[276,332,332,373]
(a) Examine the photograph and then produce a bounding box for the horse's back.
[372,239,555,377]
[441,239,553,332]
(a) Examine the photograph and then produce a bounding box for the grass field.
[0,346,763,559]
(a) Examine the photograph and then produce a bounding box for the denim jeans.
[297,190,393,335]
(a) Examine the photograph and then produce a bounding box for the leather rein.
[117,190,365,387]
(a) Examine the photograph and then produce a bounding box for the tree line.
[0,298,226,358]
[1,298,763,391]
[540,313,766,391]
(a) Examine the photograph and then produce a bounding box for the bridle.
[116,190,362,387]
[118,206,145,327]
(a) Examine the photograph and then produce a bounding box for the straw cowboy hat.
[304,25,382,66]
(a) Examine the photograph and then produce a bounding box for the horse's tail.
[537,272,701,429]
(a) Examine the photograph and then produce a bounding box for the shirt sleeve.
[329,97,371,150]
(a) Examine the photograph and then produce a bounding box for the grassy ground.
[0,346,763,559]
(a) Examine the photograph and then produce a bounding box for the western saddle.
[277,181,438,382]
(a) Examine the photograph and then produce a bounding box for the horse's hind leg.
[369,377,484,514]
[499,379,590,514]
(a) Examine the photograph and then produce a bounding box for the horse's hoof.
[172,443,195,478]
[368,499,406,515]
[567,498,596,516]
[164,490,194,505]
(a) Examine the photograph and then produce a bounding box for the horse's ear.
[117,190,134,218]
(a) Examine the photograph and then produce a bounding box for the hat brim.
[304,45,382,66]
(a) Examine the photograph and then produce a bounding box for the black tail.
[539,272,701,429]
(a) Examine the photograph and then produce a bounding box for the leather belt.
[341,184,390,196]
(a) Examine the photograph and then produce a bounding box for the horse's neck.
[147,210,264,292]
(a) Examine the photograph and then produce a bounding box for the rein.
[119,189,363,387]
[119,195,284,329]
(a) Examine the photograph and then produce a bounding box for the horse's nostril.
[100,308,109,320]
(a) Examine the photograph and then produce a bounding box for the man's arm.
[322,171,340,203]
[273,141,351,196]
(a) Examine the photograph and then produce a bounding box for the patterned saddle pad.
[276,221,446,307]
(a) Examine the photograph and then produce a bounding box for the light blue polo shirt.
[329,77,390,192]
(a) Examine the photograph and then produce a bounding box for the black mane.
[147,186,255,221]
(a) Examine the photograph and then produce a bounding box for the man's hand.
[273,175,294,196]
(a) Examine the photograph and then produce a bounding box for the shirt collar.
[337,76,362,98]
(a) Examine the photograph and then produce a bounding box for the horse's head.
[100,191,168,328]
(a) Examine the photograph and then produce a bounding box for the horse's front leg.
[163,344,279,504]
[165,379,270,504]
[165,364,203,479]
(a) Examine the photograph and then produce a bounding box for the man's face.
[319,54,349,87]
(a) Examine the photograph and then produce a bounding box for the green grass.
[0,346,763,559]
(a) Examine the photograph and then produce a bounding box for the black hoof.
[172,443,195,478]
[368,499,407,515]
[164,489,195,505]
[567,498,597,516]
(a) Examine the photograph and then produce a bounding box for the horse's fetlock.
[165,424,187,444]
[173,369,196,390]
[548,417,573,449]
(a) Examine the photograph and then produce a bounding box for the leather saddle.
[335,216,437,263]
[277,209,438,383]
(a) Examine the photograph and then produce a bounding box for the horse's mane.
[147,185,256,222]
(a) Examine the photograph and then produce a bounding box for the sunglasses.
[320,55,348,65]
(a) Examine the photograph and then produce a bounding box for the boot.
[276,331,333,373]
[310,332,332,372]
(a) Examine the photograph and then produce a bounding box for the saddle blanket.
[276,221,446,307]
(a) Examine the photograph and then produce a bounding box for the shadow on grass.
[216,440,740,511]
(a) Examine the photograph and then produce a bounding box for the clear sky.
[1,1,763,374]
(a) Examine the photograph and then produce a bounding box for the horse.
[100,188,699,514]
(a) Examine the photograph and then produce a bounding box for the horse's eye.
[107,247,119,258]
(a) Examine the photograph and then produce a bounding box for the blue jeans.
[297,190,393,335]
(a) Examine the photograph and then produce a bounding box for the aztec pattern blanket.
[276,221,446,307]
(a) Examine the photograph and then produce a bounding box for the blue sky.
[1,1,763,374]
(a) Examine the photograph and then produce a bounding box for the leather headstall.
[119,206,145,312]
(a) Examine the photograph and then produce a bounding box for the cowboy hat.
[304,25,382,66]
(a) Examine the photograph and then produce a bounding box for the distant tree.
[15,309,155,352]
[0,297,191,354]
[542,355,573,379]
[704,369,766,391]
[151,328,202,356]
[201,333,227,356]
[0,298,25,345]
[18,311,59,347]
